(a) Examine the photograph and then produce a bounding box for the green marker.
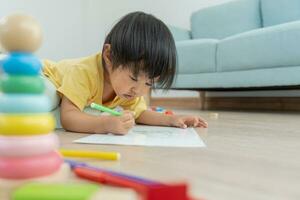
[12,183,100,200]
[90,102,122,116]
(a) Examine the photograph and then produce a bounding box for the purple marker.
[64,159,160,185]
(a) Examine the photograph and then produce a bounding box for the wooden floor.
[0,109,300,200]
[56,109,300,200]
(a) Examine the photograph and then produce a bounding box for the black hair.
[102,11,176,89]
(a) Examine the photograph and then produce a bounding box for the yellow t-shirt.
[42,53,147,119]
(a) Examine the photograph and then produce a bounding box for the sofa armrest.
[176,39,218,74]
[168,26,191,41]
[191,0,261,39]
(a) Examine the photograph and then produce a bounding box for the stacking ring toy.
[0,133,59,157]
[0,151,62,179]
[0,75,44,94]
[0,94,51,113]
[1,52,42,75]
[0,113,55,136]
[0,164,71,193]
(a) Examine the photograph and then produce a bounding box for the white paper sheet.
[73,125,206,147]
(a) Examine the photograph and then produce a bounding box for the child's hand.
[105,110,135,135]
[169,115,208,129]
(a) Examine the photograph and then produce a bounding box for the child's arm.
[136,110,208,128]
[60,96,135,134]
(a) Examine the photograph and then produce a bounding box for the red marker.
[73,166,200,200]
[74,166,156,192]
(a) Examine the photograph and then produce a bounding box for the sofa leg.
[199,91,206,110]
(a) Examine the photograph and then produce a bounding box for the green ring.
[1,75,45,94]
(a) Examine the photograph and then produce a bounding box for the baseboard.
[150,97,300,111]
[150,97,200,109]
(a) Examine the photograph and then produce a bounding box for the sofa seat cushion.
[217,21,300,72]
[176,39,218,74]
[172,66,300,89]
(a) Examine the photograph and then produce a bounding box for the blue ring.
[1,52,42,75]
[0,94,52,113]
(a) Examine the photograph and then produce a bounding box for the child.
[43,11,208,135]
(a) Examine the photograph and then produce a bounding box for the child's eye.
[130,76,138,81]
[146,82,152,87]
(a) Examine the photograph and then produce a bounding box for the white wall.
[0,0,229,60]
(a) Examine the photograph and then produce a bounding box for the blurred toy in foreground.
[0,13,63,192]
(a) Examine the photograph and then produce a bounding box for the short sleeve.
[57,66,91,110]
[120,96,147,119]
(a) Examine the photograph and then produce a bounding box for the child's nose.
[130,87,137,96]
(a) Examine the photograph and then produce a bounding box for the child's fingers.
[183,117,199,127]
[179,124,187,129]
[121,113,134,122]
[195,121,207,128]
[197,118,208,128]
[189,117,207,128]
[193,120,198,127]
[124,117,135,126]
[195,122,206,128]
[177,120,187,129]
[199,118,208,127]
[191,117,199,127]
[123,110,135,118]
[174,116,208,128]
[124,119,135,129]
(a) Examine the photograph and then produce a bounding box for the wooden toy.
[0,113,55,136]
[0,151,62,179]
[0,14,42,52]
[0,14,61,185]
[0,94,51,113]
[0,133,59,157]
[1,52,42,75]
[0,75,44,94]
[0,164,71,193]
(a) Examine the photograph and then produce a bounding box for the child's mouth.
[123,94,134,99]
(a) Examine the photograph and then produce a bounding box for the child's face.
[109,67,153,100]
[103,44,156,100]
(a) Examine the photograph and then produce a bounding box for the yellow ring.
[0,113,55,136]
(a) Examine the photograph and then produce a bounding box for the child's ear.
[103,44,113,70]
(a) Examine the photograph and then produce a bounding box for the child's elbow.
[60,111,76,132]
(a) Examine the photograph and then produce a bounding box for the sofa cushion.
[217,21,300,72]
[261,0,300,27]
[176,39,218,74]
[191,0,261,39]
[172,66,300,89]
[169,26,191,41]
